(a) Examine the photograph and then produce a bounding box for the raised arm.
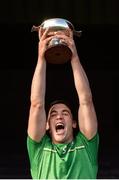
[27,28,52,142]
[70,32,97,140]
[71,55,97,139]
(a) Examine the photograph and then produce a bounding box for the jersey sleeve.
[76,132,99,165]
[27,135,48,166]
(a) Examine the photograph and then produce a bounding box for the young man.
[27,27,99,179]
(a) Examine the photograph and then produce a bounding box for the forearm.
[30,59,46,107]
[71,56,92,104]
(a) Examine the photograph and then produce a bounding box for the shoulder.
[75,131,99,147]
[27,134,51,148]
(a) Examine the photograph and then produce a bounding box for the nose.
[56,113,63,119]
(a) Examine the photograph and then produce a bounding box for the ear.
[46,121,50,130]
[72,120,77,128]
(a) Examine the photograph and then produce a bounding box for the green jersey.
[27,132,99,179]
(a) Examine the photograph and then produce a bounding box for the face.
[46,103,76,144]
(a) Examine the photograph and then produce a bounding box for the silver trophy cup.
[31,18,82,64]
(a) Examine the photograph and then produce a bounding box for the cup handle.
[73,30,82,37]
[31,25,40,32]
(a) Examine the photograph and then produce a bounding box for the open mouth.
[55,123,65,133]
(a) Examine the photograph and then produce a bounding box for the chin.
[53,135,66,144]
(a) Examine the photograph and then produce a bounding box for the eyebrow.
[62,109,70,113]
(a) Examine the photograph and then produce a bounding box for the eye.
[63,111,69,116]
[50,112,57,117]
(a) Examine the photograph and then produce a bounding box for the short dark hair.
[46,99,74,118]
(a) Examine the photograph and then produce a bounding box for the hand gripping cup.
[31,18,82,64]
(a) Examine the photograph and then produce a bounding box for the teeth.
[56,123,64,126]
